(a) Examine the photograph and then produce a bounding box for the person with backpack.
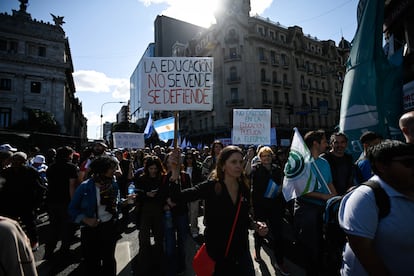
[339,140,414,275]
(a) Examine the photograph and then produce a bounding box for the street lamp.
[100,101,127,139]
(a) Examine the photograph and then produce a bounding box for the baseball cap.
[0,144,17,152]
[33,155,46,164]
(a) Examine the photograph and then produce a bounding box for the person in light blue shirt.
[339,140,414,276]
[293,130,338,276]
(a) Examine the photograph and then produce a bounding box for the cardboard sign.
[140,57,214,111]
[232,109,271,145]
[113,132,145,149]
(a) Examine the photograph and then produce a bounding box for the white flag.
[282,128,317,201]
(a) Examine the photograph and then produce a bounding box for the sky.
[0,0,359,139]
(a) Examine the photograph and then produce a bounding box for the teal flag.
[339,0,403,160]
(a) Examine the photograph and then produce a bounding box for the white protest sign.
[113,132,145,149]
[140,57,214,111]
[232,109,271,145]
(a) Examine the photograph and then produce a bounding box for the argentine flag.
[154,117,175,142]
[282,128,317,201]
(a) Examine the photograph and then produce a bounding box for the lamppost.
[100,101,126,139]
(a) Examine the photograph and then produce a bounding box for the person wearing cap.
[355,131,382,183]
[30,155,48,186]
[0,143,17,153]
[0,152,44,251]
[79,142,109,182]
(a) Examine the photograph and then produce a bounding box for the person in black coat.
[250,146,289,275]
[169,146,268,276]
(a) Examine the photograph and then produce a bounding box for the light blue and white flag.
[282,128,317,201]
[154,117,175,142]
[144,113,154,139]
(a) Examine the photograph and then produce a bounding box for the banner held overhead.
[140,57,214,111]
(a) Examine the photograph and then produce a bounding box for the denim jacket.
[68,178,119,224]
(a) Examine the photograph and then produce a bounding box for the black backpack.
[324,180,390,228]
[322,181,390,273]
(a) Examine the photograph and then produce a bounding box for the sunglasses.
[391,157,414,168]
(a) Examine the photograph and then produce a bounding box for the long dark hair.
[210,145,249,193]
[143,155,165,178]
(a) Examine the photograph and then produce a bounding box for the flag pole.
[173,111,179,148]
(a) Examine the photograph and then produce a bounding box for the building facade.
[177,0,348,144]
[0,1,87,146]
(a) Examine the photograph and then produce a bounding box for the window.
[231,88,239,100]
[0,108,11,128]
[284,93,290,105]
[300,75,305,86]
[315,80,319,89]
[258,47,265,61]
[9,41,18,53]
[280,34,286,42]
[322,82,325,90]
[274,112,280,125]
[281,54,288,66]
[229,47,237,58]
[272,71,277,83]
[38,46,46,57]
[302,94,307,105]
[0,39,7,51]
[262,89,268,103]
[261,69,266,81]
[31,81,41,93]
[270,51,276,64]
[0,78,11,90]
[258,26,265,37]
[230,67,238,80]
[273,90,279,103]
[269,30,275,40]
[283,74,288,84]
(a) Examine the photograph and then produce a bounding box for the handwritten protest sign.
[113,132,145,149]
[140,57,214,111]
[232,109,271,145]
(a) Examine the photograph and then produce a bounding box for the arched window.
[261,69,266,81]
[230,67,237,80]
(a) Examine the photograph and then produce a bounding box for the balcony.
[224,54,241,62]
[272,80,282,87]
[300,84,308,90]
[261,78,271,85]
[259,57,268,64]
[227,77,241,84]
[262,100,273,107]
[283,81,292,89]
[271,59,279,67]
[225,98,244,106]
[273,100,284,107]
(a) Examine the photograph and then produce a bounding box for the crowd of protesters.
[0,111,413,276]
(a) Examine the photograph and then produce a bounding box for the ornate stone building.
[175,0,349,143]
[0,1,87,147]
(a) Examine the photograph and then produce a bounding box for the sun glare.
[163,0,221,28]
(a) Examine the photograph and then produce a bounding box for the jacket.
[68,178,119,224]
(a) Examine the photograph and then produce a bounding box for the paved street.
[33,211,306,276]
